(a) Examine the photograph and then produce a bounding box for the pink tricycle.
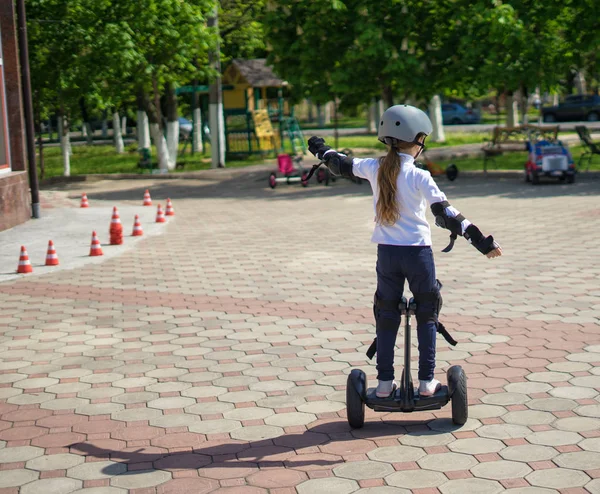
[269,154,311,188]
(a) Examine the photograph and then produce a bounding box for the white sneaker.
[376,380,397,398]
[419,378,441,397]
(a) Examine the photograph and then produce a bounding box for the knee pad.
[373,293,402,327]
[413,280,442,326]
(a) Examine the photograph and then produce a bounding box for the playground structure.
[177,59,307,160]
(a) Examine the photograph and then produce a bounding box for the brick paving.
[0,172,599,493]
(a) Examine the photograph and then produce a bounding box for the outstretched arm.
[307,136,356,179]
[420,174,502,257]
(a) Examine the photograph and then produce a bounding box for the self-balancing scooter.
[346,297,468,428]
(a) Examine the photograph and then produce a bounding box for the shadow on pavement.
[44,170,600,205]
[70,418,455,474]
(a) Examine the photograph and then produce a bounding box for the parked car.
[542,95,600,123]
[441,103,481,125]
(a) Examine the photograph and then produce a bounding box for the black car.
[542,94,600,123]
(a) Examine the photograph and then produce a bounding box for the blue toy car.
[525,139,576,184]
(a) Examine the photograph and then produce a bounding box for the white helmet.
[378,104,433,146]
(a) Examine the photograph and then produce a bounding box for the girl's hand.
[486,244,502,259]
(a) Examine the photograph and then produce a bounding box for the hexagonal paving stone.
[299,401,345,414]
[527,430,583,446]
[111,469,172,489]
[0,468,38,488]
[555,416,600,432]
[26,453,85,471]
[355,487,410,494]
[576,404,600,418]
[428,418,481,432]
[181,385,227,399]
[449,438,504,455]
[481,393,530,406]
[550,386,597,399]
[418,452,478,472]
[570,376,600,388]
[147,397,196,410]
[367,445,425,463]
[333,460,394,480]
[71,489,126,494]
[580,438,600,452]
[468,404,507,419]
[76,402,124,416]
[189,419,242,434]
[504,382,551,394]
[219,391,266,403]
[527,398,578,411]
[296,477,359,494]
[0,445,44,463]
[439,478,503,494]
[385,469,447,489]
[526,468,590,489]
[185,401,234,415]
[554,451,600,470]
[400,431,454,447]
[503,410,554,426]
[500,444,558,462]
[471,460,532,480]
[112,407,163,422]
[41,397,89,411]
[223,407,274,421]
[113,391,158,404]
[68,460,127,479]
[265,412,316,427]
[246,469,307,489]
[231,425,284,441]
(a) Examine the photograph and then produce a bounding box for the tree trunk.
[506,91,519,127]
[145,79,171,172]
[324,101,332,125]
[382,85,394,108]
[165,82,179,169]
[307,98,314,123]
[520,84,529,125]
[192,80,203,153]
[193,106,203,154]
[121,116,127,136]
[136,89,151,149]
[101,110,108,139]
[428,95,445,143]
[59,114,70,177]
[367,99,377,133]
[333,98,339,150]
[113,111,124,154]
[79,97,94,145]
[35,92,44,180]
[149,123,170,172]
[575,71,587,95]
[316,104,324,127]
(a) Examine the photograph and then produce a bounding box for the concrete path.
[0,171,599,493]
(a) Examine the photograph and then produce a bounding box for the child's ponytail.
[375,147,402,226]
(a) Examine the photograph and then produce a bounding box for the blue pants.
[375,244,438,382]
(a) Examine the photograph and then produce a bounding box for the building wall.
[0,171,29,231]
[0,1,30,231]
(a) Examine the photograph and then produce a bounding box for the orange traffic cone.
[110,207,123,245]
[132,214,143,236]
[165,198,175,216]
[45,240,59,266]
[155,204,166,223]
[89,231,103,256]
[80,193,89,208]
[16,246,33,274]
[143,189,152,206]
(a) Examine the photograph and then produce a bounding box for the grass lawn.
[39,138,598,180]
[434,144,600,172]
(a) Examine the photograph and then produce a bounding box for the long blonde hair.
[375,135,425,226]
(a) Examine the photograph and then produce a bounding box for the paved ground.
[0,169,600,494]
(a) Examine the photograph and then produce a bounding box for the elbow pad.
[323,151,355,178]
[431,201,465,237]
